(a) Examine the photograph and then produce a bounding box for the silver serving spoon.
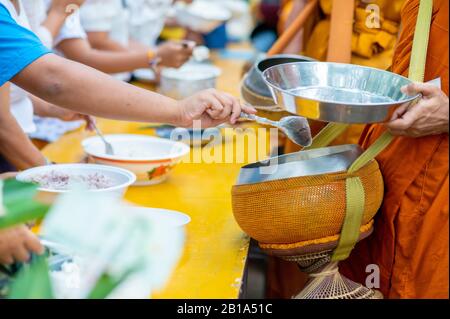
[240,112,312,147]
[91,120,114,155]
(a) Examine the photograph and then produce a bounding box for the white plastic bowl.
[175,1,231,33]
[82,134,190,186]
[126,206,191,228]
[16,164,136,201]
[160,64,222,100]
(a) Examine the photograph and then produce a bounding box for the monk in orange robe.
[340,0,449,299]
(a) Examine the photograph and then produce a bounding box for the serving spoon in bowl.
[240,111,312,147]
[91,120,115,156]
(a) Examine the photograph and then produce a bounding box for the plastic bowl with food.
[16,164,136,203]
[82,134,190,186]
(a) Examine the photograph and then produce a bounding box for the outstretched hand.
[177,89,257,128]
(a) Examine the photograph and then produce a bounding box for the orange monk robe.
[340,0,449,299]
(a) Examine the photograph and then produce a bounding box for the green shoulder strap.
[331,0,433,261]
[303,123,350,150]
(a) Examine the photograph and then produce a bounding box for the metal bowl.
[263,62,420,123]
[244,54,315,99]
[237,144,363,185]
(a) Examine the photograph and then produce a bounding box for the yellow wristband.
[147,49,157,66]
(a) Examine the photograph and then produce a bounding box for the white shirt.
[22,0,87,50]
[80,0,131,81]
[125,0,171,47]
[80,0,129,46]
[0,0,36,133]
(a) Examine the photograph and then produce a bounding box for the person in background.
[22,0,191,84]
[4,0,91,170]
[249,0,281,52]
[0,84,44,298]
[0,83,48,172]
[79,0,194,82]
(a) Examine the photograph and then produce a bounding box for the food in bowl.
[16,164,136,203]
[29,170,114,191]
[82,134,190,186]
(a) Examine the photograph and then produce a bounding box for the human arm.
[85,31,194,68]
[30,94,93,127]
[86,31,129,52]
[11,54,256,127]
[56,38,152,74]
[0,84,47,170]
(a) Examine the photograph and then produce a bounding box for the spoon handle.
[240,112,279,128]
[92,121,114,155]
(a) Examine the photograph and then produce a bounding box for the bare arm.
[86,31,129,52]
[40,0,86,40]
[30,94,88,123]
[12,54,180,123]
[0,83,47,170]
[11,54,256,127]
[56,38,150,74]
[41,8,67,39]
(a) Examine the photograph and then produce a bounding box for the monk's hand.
[386,83,449,137]
[176,89,256,128]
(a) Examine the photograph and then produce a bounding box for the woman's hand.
[386,83,449,137]
[176,89,257,128]
[155,41,195,68]
[0,225,44,265]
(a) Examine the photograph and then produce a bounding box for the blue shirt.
[0,3,51,86]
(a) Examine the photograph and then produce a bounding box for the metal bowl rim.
[240,144,362,169]
[262,61,420,107]
[256,54,316,75]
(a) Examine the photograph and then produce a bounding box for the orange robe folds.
[340,0,449,299]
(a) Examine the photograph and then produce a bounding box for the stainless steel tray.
[262,62,420,123]
[237,144,363,185]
